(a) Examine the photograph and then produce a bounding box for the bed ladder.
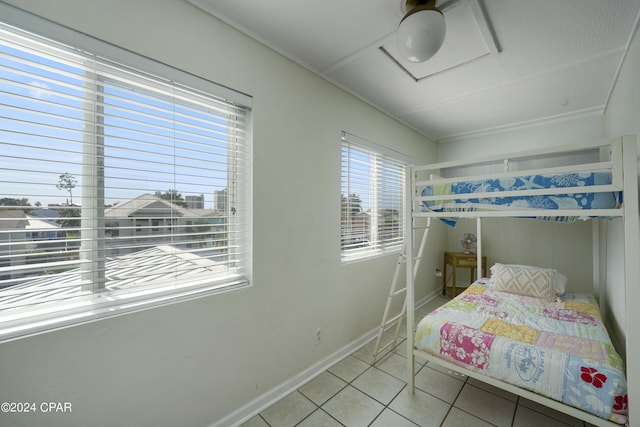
[371,218,430,364]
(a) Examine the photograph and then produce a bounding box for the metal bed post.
[406,165,416,393]
[622,134,639,427]
[476,218,482,279]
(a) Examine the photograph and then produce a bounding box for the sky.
[1,30,236,210]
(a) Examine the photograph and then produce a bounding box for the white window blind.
[0,16,252,340]
[341,132,408,261]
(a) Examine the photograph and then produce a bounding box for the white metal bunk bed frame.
[404,135,639,427]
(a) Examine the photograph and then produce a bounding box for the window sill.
[0,278,250,343]
[341,246,403,264]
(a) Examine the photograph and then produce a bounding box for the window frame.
[340,131,412,263]
[0,4,253,341]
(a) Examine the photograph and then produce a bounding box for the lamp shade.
[396,7,446,63]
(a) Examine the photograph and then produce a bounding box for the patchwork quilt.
[415,280,628,424]
[421,172,621,227]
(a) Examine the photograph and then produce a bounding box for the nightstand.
[443,251,487,297]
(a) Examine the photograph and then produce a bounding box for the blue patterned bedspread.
[415,280,628,424]
[421,172,621,226]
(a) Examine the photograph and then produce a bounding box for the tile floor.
[240,296,597,427]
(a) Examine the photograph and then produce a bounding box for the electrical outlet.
[315,328,322,345]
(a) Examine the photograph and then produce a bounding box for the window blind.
[340,132,408,261]
[0,18,252,339]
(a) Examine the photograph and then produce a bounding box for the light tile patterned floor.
[241,297,598,427]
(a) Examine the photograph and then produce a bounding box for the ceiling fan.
[397,0,446,63]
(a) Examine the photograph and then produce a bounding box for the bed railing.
[411,136,625,219]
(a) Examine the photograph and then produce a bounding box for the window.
[340,132,410,261]
[0,8,252,341]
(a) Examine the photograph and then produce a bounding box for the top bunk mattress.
[421,172,621,226]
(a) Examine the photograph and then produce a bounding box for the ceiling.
[186,0,640,141]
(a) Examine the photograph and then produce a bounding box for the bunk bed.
[404,135,639,427]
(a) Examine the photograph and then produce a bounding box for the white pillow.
[490,264,567,296]
[491,263,557,302]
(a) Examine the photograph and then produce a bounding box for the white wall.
[0,1,444,426]
[438,113,604,162]
[445,218,594,293]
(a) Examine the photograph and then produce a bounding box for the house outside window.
[340,131,411,262]
[0,9,252,341]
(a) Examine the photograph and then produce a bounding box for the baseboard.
[211,288,440,427]
[210,330,377,427]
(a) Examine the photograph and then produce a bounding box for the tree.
[57,207,81,228]
[0,197,32,214]
[154,189,187,208]
[56,173,77,205]
[0,197,31,207]
[341,193,363,216]
[341,193,367,250]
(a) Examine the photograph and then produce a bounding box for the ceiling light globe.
[396,8,446,63]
